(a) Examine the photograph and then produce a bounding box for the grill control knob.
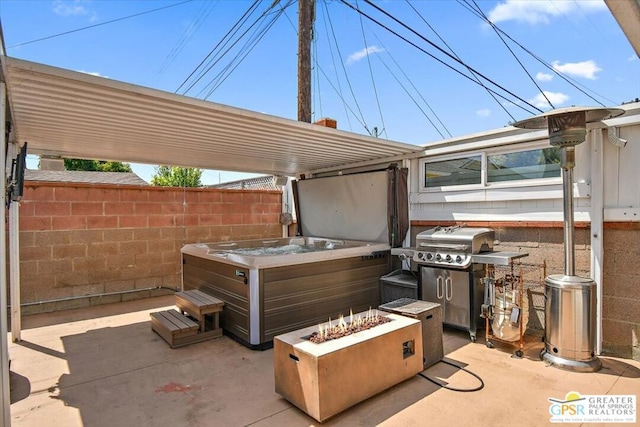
[455,255,463,263]
[426,252,434,260]
[417,252,424,260]
[435,253,442,261]
[445,254,452,262]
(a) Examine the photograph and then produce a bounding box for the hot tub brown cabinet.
[181,238,391,349]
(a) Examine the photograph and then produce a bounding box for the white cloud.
[536,72,553,82]
[487,0,606,25]
[77,70,109,78]
[552,60,601,79]
[53,1,97,22]
[476,109,491,117]
[347,46,385,65]
[529,91,569,108]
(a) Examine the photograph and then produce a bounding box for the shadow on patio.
[8,295,640,426]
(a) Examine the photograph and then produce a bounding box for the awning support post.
[9,141,21,343]
[1,81,13,426]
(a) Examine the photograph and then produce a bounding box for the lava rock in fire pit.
[307,310,391,344]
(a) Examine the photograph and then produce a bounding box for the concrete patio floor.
[7,295,640,427]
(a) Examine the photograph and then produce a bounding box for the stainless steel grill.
[390,226,494,342]
[391,226,526,342]
[412,225,494,268]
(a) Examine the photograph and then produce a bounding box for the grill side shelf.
[471,251,528,266]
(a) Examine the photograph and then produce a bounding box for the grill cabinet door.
[421,267,472,330]
[421,267,444,306]
[445,269,472,329]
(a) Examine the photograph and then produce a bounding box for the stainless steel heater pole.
[561,146,575,276]
[513,107,625,373]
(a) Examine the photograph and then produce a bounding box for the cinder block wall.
[17,182,282,313]
[602,224,640,360]
[410,221,640,360]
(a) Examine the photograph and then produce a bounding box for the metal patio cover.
[3,57,421,177]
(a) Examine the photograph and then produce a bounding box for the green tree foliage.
[63,158,132,172]
[151,166,202,187]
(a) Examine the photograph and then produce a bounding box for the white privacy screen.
[295,170,389,243]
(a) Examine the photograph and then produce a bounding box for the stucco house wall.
[406,104,640,359]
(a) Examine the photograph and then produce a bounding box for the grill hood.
[416,226,495,254]
[392,226,527,269]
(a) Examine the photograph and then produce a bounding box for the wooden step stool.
[150,309,199,348]
[175,289,224,339]
[151,289,225,348]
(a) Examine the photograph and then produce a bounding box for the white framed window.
[419,142,561,193]
[422,153,484,191]
[487,146,561,183]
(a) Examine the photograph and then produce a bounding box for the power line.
[319,0,353,130]
[404,0,512,126]
[312,16,323,121]
[314,58,371,132]
[355,0,387,138]
[375,52,447,139]
[279,0,326,122]
[323,2,370,133]
[176,0,262,94]
[201,1,292,99]
[282,0,364,131]
[338,0,539,116]
[182,0,290,98]
[370,28,451,139]
[201,1,294,98]
[7,0,196,49]
[467,0,553,110]
[456,0,610,106]
[468,0,554,109]
[359,0,543,114]
[160,0,219,73]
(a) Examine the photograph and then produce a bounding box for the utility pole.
[297,0,315,123]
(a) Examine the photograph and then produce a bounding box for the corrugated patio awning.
[605,0,640,57]
[2,57,421,177]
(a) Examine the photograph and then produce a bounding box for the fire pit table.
[274,310,423,422]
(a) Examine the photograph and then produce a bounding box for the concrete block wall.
[410,221,640,360]
[17,182,282,313]
[602,224,640,360]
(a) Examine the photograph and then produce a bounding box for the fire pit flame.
[308,308,391,344]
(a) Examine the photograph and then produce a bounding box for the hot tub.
[182,237,391,349]
[182,169,408,349]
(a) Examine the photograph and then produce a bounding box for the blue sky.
[1,0,638,184]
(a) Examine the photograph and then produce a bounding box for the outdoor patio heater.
[513,106,624,372]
